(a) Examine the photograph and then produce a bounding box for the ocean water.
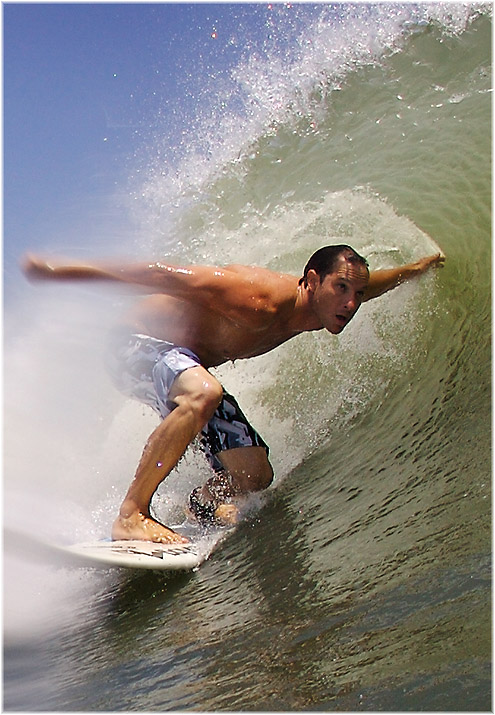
[4,4,491,712]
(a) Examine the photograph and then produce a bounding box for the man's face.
[307,257,369,334]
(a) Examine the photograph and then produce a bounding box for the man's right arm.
[22,254,213,295]
[21,255,274,324]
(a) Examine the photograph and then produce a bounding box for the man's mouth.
[336,314,348,326]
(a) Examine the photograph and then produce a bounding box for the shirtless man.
[22,245,444,543]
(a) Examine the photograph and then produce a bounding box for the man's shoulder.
[225,263,294,284]
[225,265,299,321]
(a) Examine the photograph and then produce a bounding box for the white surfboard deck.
[6,518,236,573]
[60,538,203,571]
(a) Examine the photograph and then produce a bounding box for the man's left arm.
[363,253,445,302]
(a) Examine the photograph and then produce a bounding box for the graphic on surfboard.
[63,538,203,571]
[54,506,244,571]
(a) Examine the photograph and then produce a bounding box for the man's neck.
[288,283,322,334]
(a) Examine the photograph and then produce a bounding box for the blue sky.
[5,2,296,299]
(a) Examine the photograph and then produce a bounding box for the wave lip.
[136,2,489,239]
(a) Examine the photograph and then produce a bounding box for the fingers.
[433,252,446,266]
[417,253,445,273]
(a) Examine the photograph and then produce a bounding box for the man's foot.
[187,487,240,527]
[214,503,240,526]
[112,511,189,544]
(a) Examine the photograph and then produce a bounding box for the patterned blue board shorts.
[106,332,269,472]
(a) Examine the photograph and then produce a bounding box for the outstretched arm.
[22,254,196,291]
[21,254,276,323]
[21,254,240,299]
[363,253,445,302]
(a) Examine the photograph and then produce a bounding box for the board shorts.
[106,332,269,474]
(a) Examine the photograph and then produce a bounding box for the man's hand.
[21,254,55,281]
[21,254,118,284]
[414,253,445,275]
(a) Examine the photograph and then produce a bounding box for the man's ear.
[306,268,319,293]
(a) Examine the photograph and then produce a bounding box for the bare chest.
[207,318,295,363]
[127,296,296,367]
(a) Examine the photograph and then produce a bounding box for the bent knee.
[237,459,273,493]
[248,454,274,490]
[258,459,274,490]
[218,446,274,493]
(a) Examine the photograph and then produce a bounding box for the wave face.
[4,5,491,712]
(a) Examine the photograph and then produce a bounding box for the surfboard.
[59,538,203,571]
[6,518,234,573]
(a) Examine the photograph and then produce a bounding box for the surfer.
[22,246,444,543]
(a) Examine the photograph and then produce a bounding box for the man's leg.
[215,445,274,494]
[190,445,274,526]
[187,390,273,526]
[112,366,223,543]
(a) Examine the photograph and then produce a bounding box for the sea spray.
[131,3,488,249]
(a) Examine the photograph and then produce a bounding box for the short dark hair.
[299,245,369,287]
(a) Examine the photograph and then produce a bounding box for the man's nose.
[344,294,358,311]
